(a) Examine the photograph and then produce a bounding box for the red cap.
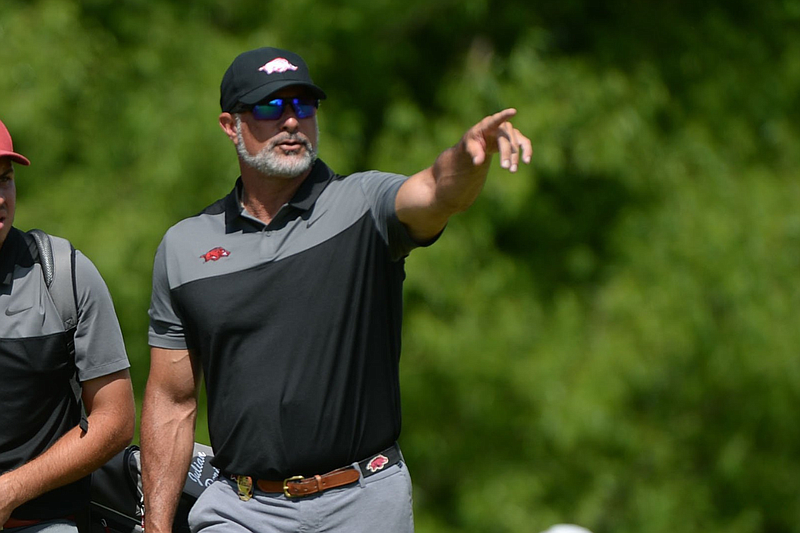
[0,119,31,166]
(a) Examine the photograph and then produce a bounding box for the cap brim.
[238,81,327,105]
[0,150,30,166]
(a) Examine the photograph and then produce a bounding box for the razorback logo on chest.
[200,247,231,262]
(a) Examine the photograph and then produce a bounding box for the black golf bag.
[87,442,218,533]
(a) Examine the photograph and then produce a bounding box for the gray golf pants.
[188,460,414,533]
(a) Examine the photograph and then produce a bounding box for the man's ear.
[219,113,238,144]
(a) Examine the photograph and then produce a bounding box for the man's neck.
[239,167,312,225]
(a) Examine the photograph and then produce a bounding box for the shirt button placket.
[260,226,276,260]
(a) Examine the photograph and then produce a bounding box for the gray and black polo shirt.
[149,159,432,480]
[0,227,130,520]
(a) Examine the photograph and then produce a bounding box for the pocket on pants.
[187,478,230,532]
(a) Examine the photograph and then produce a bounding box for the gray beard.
[234,115,318,178]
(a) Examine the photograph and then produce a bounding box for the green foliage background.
[2,1,799,531]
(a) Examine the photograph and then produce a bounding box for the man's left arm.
[0,369,135,524]
[395,108,532,242]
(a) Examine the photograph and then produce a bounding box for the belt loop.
[353,460,366,488]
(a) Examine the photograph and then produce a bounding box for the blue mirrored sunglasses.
[242,98,319,120]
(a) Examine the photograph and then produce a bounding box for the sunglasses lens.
[250,99,318,120]
[251,102,284,120]
[293,100,318,118]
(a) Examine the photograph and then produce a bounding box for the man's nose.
[279,111,300,133]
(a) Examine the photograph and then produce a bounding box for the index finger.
[479,108,518,132]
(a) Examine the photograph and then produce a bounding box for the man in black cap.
[0,119,135,532]
[141,47,531,533]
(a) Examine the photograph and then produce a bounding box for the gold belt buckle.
[283,475,304,497]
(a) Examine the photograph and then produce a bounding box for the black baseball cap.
[220,47,327,112]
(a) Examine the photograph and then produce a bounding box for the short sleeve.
[357,171,439,260]
[148,236,188,349]
[72,251,130,382]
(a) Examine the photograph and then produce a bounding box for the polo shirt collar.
[224,159,337,231]
[286,159,337,211]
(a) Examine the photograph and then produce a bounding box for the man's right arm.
[395,109,531,243]
[141,347,202,533]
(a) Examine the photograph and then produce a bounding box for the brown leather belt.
[229,443,401,500]
[257,467,361,497]
[2,515,75,530]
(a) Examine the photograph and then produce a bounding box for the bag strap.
[27,229,87,432]
[28,229,79,329]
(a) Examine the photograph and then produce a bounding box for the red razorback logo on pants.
[200,247,230,262]
[366,454,389,473]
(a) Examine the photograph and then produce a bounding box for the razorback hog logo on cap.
[366,454,389,473]
[259,58,299,75]
[200,247,230,262]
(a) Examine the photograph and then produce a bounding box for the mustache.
[268,133,312,150]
